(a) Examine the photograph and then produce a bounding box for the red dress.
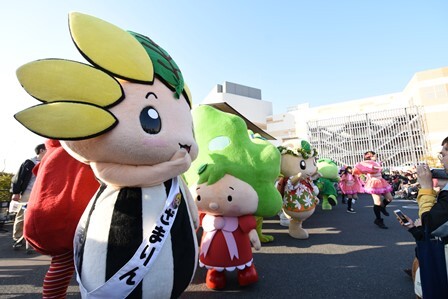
[199,213,256,270]
[24,139,99,255]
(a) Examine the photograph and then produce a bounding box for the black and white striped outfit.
[75,177,198,298]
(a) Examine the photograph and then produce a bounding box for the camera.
[431,168,448,180]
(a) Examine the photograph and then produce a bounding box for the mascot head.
[185,105,282,218]
[278,139,318,180]
[316,158,340,181]
[14,12,197,176]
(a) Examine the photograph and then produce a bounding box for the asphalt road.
[0,193,419,298]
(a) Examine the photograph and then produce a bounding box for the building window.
[307,106,427,168]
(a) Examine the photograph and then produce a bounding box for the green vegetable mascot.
[247,130,277,243]
[315,158,340,210]
[184,105,282,290]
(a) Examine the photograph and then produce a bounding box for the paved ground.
[0,193,419,298]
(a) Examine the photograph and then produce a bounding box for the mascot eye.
[196,195,201,202]
[227,195,233,202]
[300,160,306,170]
[140,106,161,134]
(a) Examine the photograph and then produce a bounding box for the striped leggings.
[43,251,75,299]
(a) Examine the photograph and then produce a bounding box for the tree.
[0,172,13,202]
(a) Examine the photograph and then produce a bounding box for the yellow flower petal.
[69,12,154,83]
[15,102,117,140]
[17,59,123,107]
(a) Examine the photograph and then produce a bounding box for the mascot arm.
[354,162,376,174]
[355,161,382,173]
[248,229,261,251]
[290,173,302,185]
[91,149,192,188]
[311,172,322,181]
[181,178,199,229]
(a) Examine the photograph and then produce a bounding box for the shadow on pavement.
[1,194,418,298]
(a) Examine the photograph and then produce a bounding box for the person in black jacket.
[10,143,46,248]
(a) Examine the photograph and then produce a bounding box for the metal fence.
[307,106,428,168]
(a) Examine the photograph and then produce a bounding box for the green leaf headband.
[277,142,318,159]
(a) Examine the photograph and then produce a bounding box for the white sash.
[74,177,181,298]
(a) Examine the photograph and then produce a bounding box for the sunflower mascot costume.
[14,12,199,299]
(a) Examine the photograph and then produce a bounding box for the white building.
[202,81,273,131]
[200,67,448,168]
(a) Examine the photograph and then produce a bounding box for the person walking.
[10,143,46,248]
[339,166,362,213]
[354,151,393,228]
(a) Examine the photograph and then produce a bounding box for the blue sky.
[1,1,448,172]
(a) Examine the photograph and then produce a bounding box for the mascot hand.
[249,229,261,251]
[290,173,302,185]
[169,148,192,174]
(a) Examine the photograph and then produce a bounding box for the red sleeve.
[238,214,257,233]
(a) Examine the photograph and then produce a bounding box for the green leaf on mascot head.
[184,105,282,217]
[128,31,186,102]
[301,140,311,153]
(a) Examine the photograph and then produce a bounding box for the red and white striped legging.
[43,251,75,299]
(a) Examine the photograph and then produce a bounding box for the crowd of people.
[386,169,420,200]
